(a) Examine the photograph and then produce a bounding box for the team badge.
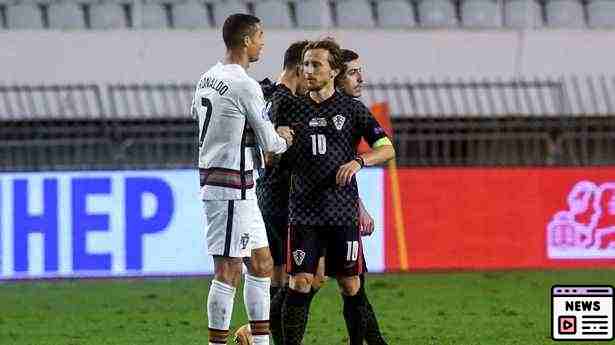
[240,233,250,250]
[332,114,346,130]
[293,250,306,266]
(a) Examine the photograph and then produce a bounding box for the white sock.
[207,279,236,345]
[244,274,271,345]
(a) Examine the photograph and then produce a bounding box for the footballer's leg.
[303,254,326,319]
[359,274,388,345]
[329,226,388,345]
[209,256,242,345]
[204,200,245,345]
[237,214,287,345]
[242,199,274,345]
[356,199,387,344]
[282,225,322,345]
[269,264,287,345]
[310,255,326,300]
[267,216,290,345]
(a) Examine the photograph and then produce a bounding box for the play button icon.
[559,316,577,334]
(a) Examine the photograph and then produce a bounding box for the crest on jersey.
[332,114,346,131]
[240,233,250,250]
[293,250,306,266]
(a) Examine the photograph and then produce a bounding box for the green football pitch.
[1,269,613,345]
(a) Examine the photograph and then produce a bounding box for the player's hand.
[277,126,294,146]
[336,160,361,186]
[263,152,274,167]
[358,200,375,236]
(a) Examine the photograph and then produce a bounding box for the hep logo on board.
[547,181,615,259]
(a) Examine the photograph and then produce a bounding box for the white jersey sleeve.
[238,81,288,155]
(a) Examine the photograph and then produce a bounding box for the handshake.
[277,126,295,146]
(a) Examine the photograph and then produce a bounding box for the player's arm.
[266,92,298,166]
[268,91,295,148]
[336,141,394,186]
[239,83,292,154]
[354,101,396,166]
[336,103,395,186]
[357,141,395,166]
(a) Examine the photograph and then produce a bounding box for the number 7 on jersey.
[199,97,213,147]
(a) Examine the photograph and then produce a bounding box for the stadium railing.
[107,83,194,119]
[359,76,615,166]
[0,84,105,119]
[0,76,614,171]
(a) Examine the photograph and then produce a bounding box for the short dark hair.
[222,14,261,49]
[303,38,345,75]
[335,49,360,86]
[340,49,359,64]
[283,40,310,70]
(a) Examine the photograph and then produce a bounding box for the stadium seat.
[376,0,416,28]
[461,0,502,28]
[587,0,615,28]
[90,0,130,29]
[212,0,248,27]
[336,0,375,28]
[0,3,5,29]
[253,0,292,28]
[6,0,44,29]
[293,0,332,28]
[173,0,210,28]
[545,0,585,28]
[48,0,85,29]
[417,0,457,27]
[138,0,169,28]
[504,0,543,28]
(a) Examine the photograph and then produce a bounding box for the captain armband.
[371,137,393,149]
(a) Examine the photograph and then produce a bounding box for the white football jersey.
[192,62,288,200]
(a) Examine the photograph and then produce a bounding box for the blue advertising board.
[0,169,384,279]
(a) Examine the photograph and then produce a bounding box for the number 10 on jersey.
[310,134,327,155]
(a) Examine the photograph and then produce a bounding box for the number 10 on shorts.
[347,241,359,261]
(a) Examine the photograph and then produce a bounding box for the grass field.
[0,269,613,345]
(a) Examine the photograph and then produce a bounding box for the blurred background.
[1,0,615,279]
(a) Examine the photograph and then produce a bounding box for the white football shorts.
[203,199,269,258]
